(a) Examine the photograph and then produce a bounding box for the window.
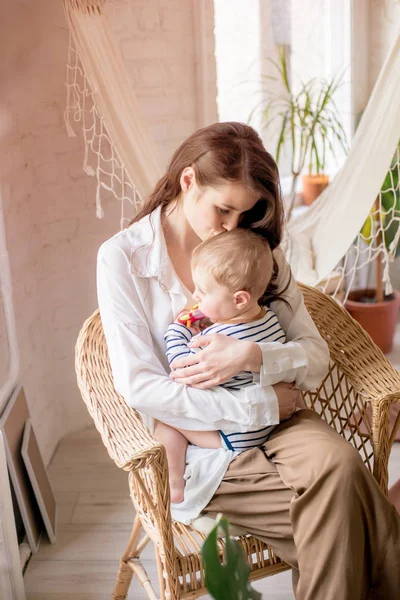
[214,0,356,193]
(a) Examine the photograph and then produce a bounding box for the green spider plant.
[250,46,348,219]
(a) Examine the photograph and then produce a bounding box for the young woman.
[97,122,400,599]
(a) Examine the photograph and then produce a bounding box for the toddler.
[155,228,286,502]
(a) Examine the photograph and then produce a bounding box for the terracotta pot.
[301,174,329,206]
[345,288,400,354]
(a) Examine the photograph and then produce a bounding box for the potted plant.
[251,46,348,218]
[202,516,261,599]
[345,142,400,354]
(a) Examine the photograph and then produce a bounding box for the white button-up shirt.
[97,206,330,524]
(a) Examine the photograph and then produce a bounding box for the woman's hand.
[273,382,301,421]
[169,333,262,389]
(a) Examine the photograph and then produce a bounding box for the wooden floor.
[24,424,400,600]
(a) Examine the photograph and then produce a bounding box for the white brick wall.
[107,0,217,164]
[0,0,217,464]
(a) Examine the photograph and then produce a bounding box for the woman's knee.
[307,436,365,484]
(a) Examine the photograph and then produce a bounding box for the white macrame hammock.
[63,0,400,302]
[63,0,162,229]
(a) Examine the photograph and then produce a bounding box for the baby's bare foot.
[170,478,185,503]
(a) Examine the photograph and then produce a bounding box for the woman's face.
[181,169,258,241]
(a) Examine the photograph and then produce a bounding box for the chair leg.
[113,559,134,600]
[112,514,147,600]
[130,559,159,600]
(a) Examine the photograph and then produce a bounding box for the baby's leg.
[154,420,188,503]
[179,429,222,449]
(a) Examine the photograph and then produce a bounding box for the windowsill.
[290,204,310,220]
[281,165,344,218]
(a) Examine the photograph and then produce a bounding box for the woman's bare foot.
[170,478,185,503]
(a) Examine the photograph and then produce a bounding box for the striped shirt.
[164,308,286,451]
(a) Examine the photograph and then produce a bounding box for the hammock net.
[63,0,162,228]
[63,0,400,303]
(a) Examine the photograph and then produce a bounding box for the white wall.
[107,0,217,165]
[368,0,400,95]
[0,0,217,464]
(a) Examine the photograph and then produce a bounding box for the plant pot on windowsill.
[345,288,400,354]
[348,289,400,443]
[301,174,329,206]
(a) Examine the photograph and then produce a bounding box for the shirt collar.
[129,205,191,303]
[129,205,166,279]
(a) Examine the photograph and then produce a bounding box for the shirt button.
[272,362,279,373]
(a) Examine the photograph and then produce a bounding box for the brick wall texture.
[0,0,217,464]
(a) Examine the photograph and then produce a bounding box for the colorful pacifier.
[177,304,205,328]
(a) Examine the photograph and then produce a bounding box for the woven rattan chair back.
[298,284,400,492]
[75,283,400,599]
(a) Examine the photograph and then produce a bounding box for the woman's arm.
[257,247,330,391]
[97,242,280,433]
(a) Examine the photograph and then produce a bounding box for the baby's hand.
[174,312,211,335]
[189,324,202,335]
[175,309,190,324]
[196,316,213,331]
[185,319,211,335]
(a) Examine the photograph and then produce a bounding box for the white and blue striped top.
[164,308,286,451]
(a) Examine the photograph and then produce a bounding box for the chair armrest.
[300,283,400,493]
[75,309,159,470]
[299,282,400,401]
[127,442,179,591]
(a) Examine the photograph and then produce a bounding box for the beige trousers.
[203,410,400,600]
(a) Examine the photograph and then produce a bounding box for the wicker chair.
[75,283,400,600]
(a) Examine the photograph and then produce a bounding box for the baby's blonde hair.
[191,229,274,301]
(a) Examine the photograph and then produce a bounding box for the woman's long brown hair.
[130,122,291,305]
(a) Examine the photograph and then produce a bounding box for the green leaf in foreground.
[201,517,262,600]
